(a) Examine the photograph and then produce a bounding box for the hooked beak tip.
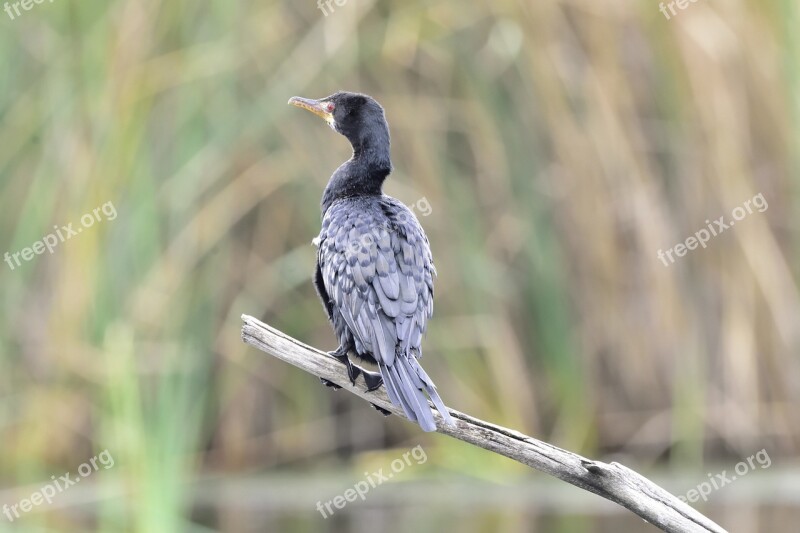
[288,96,334,123]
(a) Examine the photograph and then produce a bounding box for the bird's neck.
[321,137,392,215]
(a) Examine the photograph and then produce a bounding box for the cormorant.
[288,91,454,432]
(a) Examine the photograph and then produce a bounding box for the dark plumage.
[289,91,454,432]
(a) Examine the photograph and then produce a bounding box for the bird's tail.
[379,356,455,432]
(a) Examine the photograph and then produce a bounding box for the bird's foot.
[370,404,392,417]
[325,346,383,392]
[361,369,383,392]
[327,348,361,386]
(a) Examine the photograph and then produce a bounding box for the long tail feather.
[379,356,454,432]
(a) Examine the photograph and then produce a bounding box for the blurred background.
[1,0,798,531]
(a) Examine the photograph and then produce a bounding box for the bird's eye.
[325,102,335,112]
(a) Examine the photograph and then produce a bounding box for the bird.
[288,91,454,432]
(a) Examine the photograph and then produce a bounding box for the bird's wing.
[317,198,435,367]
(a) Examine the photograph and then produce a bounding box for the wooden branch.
[241,315,727,533]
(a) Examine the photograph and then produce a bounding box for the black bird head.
[289,91,392,213]
[288,91,390,162]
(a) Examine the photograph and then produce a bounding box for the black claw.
[326,347,384,392]
[348,365,362,385]
[328,348,360,386]
[319,377,342,390]
[362,370,383,392]
[371,404,391,417]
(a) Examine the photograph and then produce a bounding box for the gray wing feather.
[318,197,451,432]
[319,200,433,363]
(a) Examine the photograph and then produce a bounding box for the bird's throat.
[321,143,391,215]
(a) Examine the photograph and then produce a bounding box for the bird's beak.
[288,96,334,124]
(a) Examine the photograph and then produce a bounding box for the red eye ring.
[325,102,335,112]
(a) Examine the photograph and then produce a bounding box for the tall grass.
[0,0,797,530]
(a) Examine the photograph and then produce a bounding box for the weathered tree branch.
[241,314,727,533]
